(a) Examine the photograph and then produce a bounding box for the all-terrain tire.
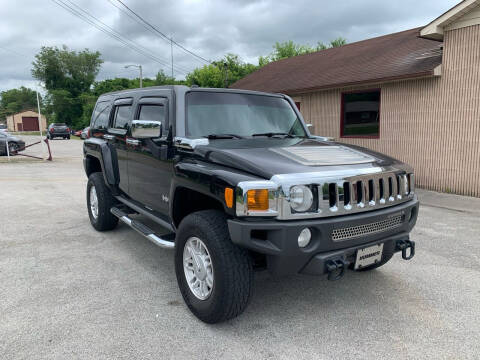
[175,210,254,324]
[356,241,395,271]
[86,172,119,231]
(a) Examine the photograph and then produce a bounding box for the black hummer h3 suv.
[83,85,418,323]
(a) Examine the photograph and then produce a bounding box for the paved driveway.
[1,138,479,359]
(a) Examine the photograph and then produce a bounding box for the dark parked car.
[0,132,25,155]
[83,86,418,323]
[47,123,70,139]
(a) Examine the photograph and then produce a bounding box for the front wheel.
[8,142,19,154]
[175,210,254,323]
[86,172,119,231]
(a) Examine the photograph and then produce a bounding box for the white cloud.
[0,0,458,91]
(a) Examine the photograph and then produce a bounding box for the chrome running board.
[110,207,175,249]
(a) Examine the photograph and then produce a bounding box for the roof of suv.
[97,85,286,102]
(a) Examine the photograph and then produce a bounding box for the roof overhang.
[420,0,480,40]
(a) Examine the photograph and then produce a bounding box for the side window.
[91,102,111,130]
[113,105,132,130]
[138,104,166,125]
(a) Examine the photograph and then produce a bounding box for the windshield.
[53,123,67,127]
[0,124,6,129]
[186,92,306,138]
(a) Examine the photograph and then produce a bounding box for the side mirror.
[131,120,162,139]
[306,123,315,133]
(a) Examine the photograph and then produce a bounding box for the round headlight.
[290,185,313,212]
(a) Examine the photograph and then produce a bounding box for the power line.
[50,0,192,75]
[112,0,211,65]
[64,0,192,75]
[0,46,28,58]
[56,0,191,74]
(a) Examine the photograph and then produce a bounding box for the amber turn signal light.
[224,187,234,208]
[247,189,269,211]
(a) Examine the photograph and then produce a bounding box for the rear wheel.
[86,172,118,231]
[175,210,254,323]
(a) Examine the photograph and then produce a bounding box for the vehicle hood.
[192,137,408,179]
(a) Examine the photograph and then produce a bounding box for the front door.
[106,98,133,194]
[127,96,172,218]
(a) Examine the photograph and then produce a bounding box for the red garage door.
[22,117,39,131]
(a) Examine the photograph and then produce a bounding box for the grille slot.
[331,215,404,241]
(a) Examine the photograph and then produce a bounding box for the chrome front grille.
[318,172,415,217]
[331,214,404,241]
[271,170,415,220]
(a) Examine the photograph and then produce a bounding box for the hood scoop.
[270,145,375,166]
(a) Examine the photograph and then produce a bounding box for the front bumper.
[228,196,419,276]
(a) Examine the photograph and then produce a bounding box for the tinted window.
[186,92,305,138]
[113,105,132,130]
[138,105,166,124]
[341,91,380,137]
[91,102,111,130]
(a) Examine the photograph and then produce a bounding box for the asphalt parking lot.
[1,136,480,359]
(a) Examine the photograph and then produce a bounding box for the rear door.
[127,96,172,217]
[106,97,133,194]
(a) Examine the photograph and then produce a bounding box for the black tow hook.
[326,258,349,281]
[396,240,416,260]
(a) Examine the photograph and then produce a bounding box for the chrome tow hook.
[326,258,349,281]
[396,239,415,260]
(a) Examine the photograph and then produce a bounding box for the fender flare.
[100,142,120,186]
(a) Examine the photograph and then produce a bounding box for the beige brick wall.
[295,25,480,197]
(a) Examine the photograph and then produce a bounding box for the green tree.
[0,87,41,120]
[259,37,347,66]
[31,45,102,126]
[186,54,258,88]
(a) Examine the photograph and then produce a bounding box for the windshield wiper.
[204,133,245,139]
[204,133,243,139]
[252,132,295,138]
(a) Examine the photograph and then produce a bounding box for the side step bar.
[110,207,175,249]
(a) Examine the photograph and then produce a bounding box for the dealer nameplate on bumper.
[354,243,384,270]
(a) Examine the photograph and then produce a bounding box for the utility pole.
[170,37,174,79]
[223,62,228,88]
[125,64,143,88]
[36,89,46,160]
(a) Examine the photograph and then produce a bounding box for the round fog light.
[298,228,312,248]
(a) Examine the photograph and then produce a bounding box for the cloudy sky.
[0,0,458,92]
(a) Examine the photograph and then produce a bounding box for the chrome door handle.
[103,134,115,140]
[126,138,141,146]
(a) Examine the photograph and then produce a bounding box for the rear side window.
[138,105,166,124]
[113,105,132,130]
[91,102,111,130]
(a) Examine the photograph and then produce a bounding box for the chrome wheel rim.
[183,237,214,300]
[8,143,17,153]
[89,186,99,220]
